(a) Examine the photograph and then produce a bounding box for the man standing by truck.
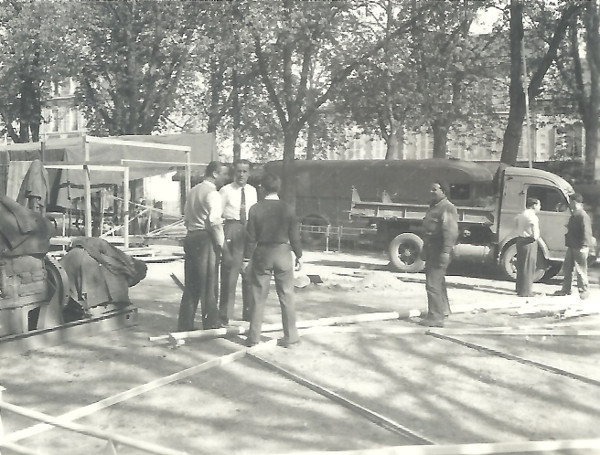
[421,181,459,328]
[514,197,541,298]
[554,193,592,300]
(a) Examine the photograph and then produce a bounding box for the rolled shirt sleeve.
[206,191,224,247]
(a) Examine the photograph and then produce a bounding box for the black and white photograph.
[1,0,599,453]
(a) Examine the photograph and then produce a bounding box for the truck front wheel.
[388,233,426,273]
[500,242,547,282]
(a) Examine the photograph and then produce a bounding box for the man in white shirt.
[218,159,258,326]
[177,161,229,331]
[514,197,541,297]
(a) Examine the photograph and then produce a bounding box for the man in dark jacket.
[554,193,593,300]
[244,173,302,347]
[420,181,459,328]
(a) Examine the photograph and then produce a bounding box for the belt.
[257,242,290,246]
[224,219,244,223]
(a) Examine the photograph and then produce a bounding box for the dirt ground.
[1,248,599,455]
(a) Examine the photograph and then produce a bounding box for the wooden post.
[0,385,5,440]
[185,150,191,195]
[83,136,92,237]
[123,167,130,249]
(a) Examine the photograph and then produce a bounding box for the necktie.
[240,187,247,224]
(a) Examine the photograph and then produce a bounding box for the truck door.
[525,184,570,260]
[498,172,570,260]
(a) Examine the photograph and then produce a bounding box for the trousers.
[516,237,537,297]
[561,246,589,295]
[219,221,253,324]
[425,252,451,322]
[177,230,219,331]
[247,244,299,345]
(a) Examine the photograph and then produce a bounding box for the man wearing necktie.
[218,160,258,326]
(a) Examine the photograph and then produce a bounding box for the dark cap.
[570,193,583,203]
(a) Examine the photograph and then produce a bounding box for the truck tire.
[500,242,547,282]
[388,233,426,273]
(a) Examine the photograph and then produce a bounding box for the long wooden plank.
[292,438,600,455]
[149,311,422,343]
[0,307,138,356]
[3,340,276,443]
[0,441,46,455]
[0,401,188,455]
[248,353,434,445]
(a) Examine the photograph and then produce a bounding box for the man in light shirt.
[514,197,541,297]
[177,161,229,331]
[218,159,258,326]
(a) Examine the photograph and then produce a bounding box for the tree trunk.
[280,127,300,209]
[432,118,449,159]
[500,0,525,166]
[385,128,401,159]
[305,109,318,160]
[584,1,600,182]
[232,68,241,162]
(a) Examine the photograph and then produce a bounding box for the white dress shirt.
[219,182,258,221]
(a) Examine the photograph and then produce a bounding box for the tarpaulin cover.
[0,195,52,257]
[1,133,215,208]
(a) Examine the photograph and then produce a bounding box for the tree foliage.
[69,1,202,136]
[0,0,72,142]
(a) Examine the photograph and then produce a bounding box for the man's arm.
[441,205,459,254]
[582,212,593,248]
[288,207,303,259]
[206,191,225,252]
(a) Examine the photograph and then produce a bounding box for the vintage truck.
[349,161,596,282]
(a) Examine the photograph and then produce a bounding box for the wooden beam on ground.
[0,401,188,455]
[248,353,434,445]
[429,332,600,388]
[292,438,600,455]
[149,310,424,343]
[3,340,276,444]
[0,441,46,455]
[0,307,137,356]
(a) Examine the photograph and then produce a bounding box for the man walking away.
[244,173,301,348]
[514,198,541,298]
[554,193,592,300]
[420,181,459,328]
[219,159,258,326]
[177,161,229,331]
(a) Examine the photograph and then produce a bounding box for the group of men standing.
[420,180,594,329]
[177,160,302,348]
[515,193,593,300]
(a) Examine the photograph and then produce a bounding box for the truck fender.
[498,236,549,282]
[498,236,550,261]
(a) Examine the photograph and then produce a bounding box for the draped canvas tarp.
[1,133,215,208]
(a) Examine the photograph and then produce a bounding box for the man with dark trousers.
[554,193,592,300]
[514,197,541,297]
[244,173,301,347]
[218,159,258,326]
[420,181,459,328]
[177,161,229,331]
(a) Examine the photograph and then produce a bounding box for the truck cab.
[496,166,591,281]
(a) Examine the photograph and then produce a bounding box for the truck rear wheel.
[500,242,547,282]
[388,233,425,273]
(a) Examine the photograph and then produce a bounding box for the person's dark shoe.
[553,290,571,296]
[277,338,301,349]
[218,321,230,328]
[245,339,259,347]
[580,292,590,300]
[419,318,444,328]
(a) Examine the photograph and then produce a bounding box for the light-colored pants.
[561,247,589,295]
